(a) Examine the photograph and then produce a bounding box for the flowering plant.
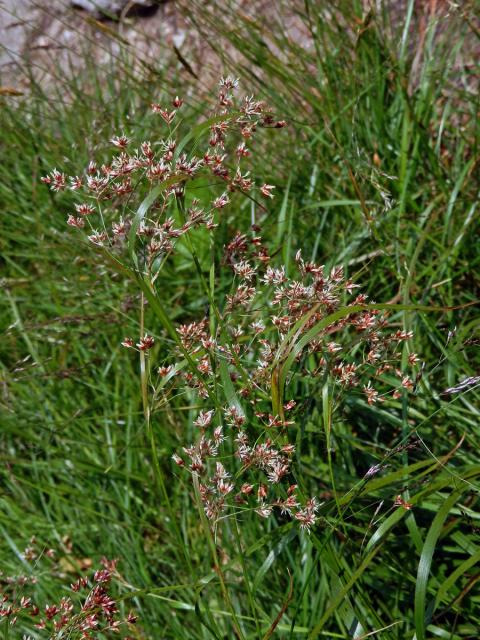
[42,79,420,536]
[1,540,136,639]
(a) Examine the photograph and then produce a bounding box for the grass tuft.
[1,1,479,638]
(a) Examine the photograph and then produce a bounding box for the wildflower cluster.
[43,79,421,535]
[0,540,136,639]
[165,232,420,531]
[41,77,284,273]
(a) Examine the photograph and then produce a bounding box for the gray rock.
[72,0,157,18]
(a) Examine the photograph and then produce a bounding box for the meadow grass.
[0,1,479,638]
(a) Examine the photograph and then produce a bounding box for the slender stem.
[233,517,262,639]
[322,383,347,536]
[139,292,193,573]
[139,293,149,421]
[192,473,245,640]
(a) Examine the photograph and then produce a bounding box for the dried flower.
[137,335,155,351]
[194,410,215,429]
[260,184,275,198]
[394,495,412,510]
[110,135,130,149]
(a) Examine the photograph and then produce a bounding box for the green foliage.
[1,1,479,638]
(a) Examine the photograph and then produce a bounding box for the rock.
[72,0,158,18]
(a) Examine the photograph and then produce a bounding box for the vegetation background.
[0,0,479,638]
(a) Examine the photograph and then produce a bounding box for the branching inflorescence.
[1,540,136,639]
[43,79,420,535]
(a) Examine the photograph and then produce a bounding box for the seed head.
[194,410,215,428]
[110,135,130,149]
[260,184,275,198]
[137,335,155,351]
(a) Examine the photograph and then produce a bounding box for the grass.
[0,1,479,638]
